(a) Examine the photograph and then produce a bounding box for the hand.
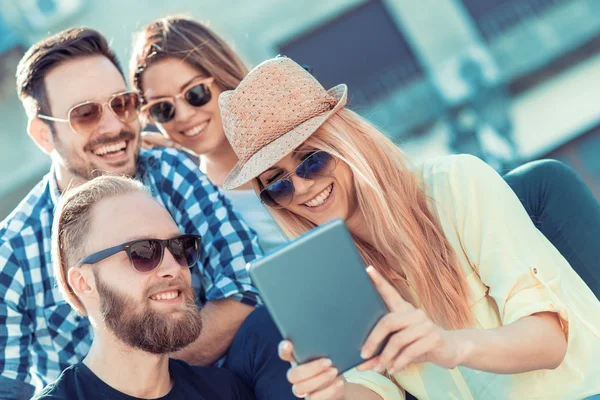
[357,266,464,374]
[279,340,345,400]
[141,131,183,150]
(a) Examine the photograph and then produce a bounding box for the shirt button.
[75,316,82,322]
[533,268,538,274]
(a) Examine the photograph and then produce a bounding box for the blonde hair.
[257,109,472,330]
[130,16,248,102]
[52,176,148,315]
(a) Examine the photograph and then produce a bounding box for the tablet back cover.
[249,218,387,372]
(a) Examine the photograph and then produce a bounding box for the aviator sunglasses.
[141,77,214,124]
[38,91,141,135]
[259,151,337,209]
[76,234,202,273]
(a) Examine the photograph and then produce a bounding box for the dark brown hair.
[16,27,123,120]
[130,16,248,103]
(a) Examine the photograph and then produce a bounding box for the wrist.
[449,329,474,368]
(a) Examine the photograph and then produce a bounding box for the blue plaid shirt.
[0,148,262,393]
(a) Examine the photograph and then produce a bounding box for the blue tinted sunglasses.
[259,151,337,208]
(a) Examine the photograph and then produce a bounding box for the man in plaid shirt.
[0,28,264,399]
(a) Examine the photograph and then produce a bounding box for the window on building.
[459,0,569,41]
[279,0,424,109]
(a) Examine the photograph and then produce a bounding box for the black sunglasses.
[76,234,202,273]
[142,78,214,124]
[259,151,337,208]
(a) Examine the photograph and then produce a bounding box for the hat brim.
[222,84,347,190]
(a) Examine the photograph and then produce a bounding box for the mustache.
[84,130,137,152]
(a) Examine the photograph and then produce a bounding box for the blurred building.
[1,0,600,219]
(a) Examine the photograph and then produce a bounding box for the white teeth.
[304,184,333,208]
[150,290,179,301]
[183,121,208,137]
[93,141,127,156]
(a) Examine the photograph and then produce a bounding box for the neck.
[202,141,253,190]
[83,330,172,398]
[345,209,374,247]
[54,165,85,193]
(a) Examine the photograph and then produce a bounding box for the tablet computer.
[248,218,388,372]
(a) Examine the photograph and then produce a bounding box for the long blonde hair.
[257,108,472,330]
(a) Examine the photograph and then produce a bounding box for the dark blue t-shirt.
[33,359,254,400]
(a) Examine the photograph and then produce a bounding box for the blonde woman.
[220,57,600,400]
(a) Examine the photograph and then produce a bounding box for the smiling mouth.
[91,140,128,158]
[304,183,334,208]
[149,289,182,301]
[182,121,209,137]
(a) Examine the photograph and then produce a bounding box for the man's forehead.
[89,193,181,244]
[45,55,128,109]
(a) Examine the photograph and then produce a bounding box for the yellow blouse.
[344,155,600,400]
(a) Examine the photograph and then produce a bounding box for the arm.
[0,243,36,400]
[360,155,570,375]
[172,298,254,365]
[452,311,566,373]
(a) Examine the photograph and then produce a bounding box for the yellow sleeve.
[442,155,569,333]
[343,368,405,400]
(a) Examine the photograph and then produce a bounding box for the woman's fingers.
[388,331,440,374]
[287,358,333,384]
[366,266,410,312]
[278,340,297,365]
[291,364,339,398]
[376,310,433,369]
[360,309,416,359]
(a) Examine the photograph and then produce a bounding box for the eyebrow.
[145,75,206,101]
[66,88,129,111]
[121,232,183,243]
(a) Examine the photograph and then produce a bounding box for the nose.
[95,103,127,137]
[174,96,196,123]
[290,174,315,197]
[155,248,182,280]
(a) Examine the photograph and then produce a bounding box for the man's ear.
[68,266,96,300]
[27,117,55,154]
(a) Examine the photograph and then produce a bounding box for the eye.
[300,151,317,161]
[265,171,284,184]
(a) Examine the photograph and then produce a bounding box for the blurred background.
[1,0,599,219]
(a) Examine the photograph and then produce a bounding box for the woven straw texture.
[220,57,347,189]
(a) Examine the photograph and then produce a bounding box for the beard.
[54,128,141,181]
[95,274,203,354]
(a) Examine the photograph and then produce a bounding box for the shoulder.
[0,176,52,265]
[417,154,500,197]
[32,365,77,399]
[140,147,202,176]
[139,148,215,193]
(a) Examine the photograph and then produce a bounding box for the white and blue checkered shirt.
[0,148,262,392]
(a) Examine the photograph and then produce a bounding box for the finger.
[361,310,415,359]
[388,332,439,374]
[376,312,432,370]
[292,366,338,397]
[278,341,297,365]
[287,358,333,384]
[367,266,410,312]
[307,377,345,400]
[355,355,381,372]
